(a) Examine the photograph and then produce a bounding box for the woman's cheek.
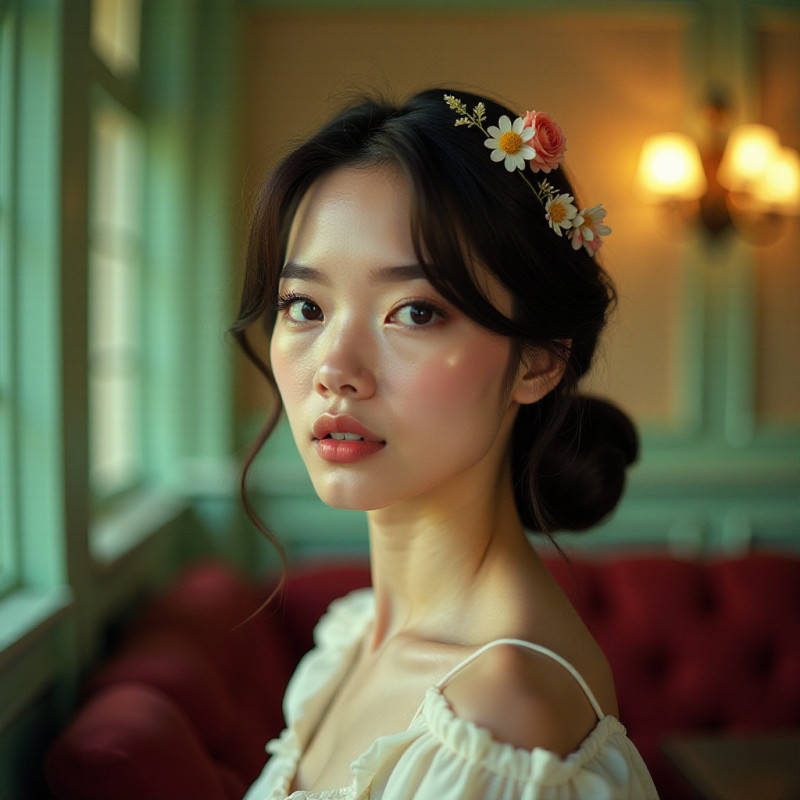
[392,338,507,420]
[270,334,308,400]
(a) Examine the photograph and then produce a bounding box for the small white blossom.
[545,193,579,235]
[484,116,536,172]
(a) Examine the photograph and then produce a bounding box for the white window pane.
[91,0,141,75]
[92,101,143,238]
[90,253,139,352]
[90,373,140,496]
[89,94,144,499]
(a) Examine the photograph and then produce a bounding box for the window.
[91,0,141,77]
[0,5,237,790]
[88,93,145,497]
[88,0,144,501]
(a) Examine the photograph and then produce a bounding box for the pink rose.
[521,110,567,173]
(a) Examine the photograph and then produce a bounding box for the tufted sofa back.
[545,555,800,794]
[45,554,800,799]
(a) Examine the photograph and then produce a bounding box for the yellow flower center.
[499,131,523,155]
[549,202,567,224]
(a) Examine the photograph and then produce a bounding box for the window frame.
[0,0,19,597]
[0,0,238,748]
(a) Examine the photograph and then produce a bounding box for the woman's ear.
[511,342,570,406]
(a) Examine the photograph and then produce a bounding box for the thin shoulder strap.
[435,638,606,720]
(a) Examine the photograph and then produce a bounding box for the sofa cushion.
[45,683,247,800]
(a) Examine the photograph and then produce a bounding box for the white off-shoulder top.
[244,589,659,800]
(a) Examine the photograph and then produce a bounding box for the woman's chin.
[312,482,389,512]
[319,497,390,513]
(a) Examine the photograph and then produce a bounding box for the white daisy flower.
[484,115,536,172]
[545,193,579,236]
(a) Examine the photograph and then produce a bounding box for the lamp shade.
[636,133,707,201]
[717,124,781,191]
[753,146,800,213]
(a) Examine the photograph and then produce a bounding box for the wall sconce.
[636,133,708,202]
[636,112,800,242]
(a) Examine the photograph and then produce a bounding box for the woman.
[235,89,658,799]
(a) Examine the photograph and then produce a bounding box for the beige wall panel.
[239,11,689,421]
[756,25,800,422]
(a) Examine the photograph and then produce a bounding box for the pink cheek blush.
[390,340,509,422]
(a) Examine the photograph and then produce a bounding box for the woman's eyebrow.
[371,264,427,282]
[279,262,328,283]
[279,262,427,283]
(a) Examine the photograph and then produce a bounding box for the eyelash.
[272,291,448,328]
[272,290,310,314]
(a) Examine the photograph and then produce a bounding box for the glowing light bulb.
[753,146,800,212]
[636,134,707,201]
[717,124,781,191]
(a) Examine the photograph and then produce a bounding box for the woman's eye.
[290,300,323,322]
[276,293,323,323]
[392,301,443,327]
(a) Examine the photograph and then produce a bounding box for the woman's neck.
[364,462,539,653]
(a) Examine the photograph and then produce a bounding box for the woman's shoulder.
[399,643,658,799]
[440,637,616,757]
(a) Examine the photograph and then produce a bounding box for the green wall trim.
[247,489,800,564]
[236,413,800,566]
[672,236,706,438]
[723,244,757,445]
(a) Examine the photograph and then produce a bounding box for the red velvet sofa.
[45,554,800,799]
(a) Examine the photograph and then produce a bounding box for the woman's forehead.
[284,164,414,269]
[282,162,512,315]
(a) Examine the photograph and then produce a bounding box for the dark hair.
[231,88,638,559]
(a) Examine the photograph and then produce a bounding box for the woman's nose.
[314,325,377,399]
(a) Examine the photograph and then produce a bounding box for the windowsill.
[0,584,73,668]
[90,486,191,565]
[0,488,190,665]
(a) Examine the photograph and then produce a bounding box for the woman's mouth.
[314,434,386,463]
[312,415,386,463]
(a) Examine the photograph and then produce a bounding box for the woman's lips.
[312,413,386,463]
[314,437,386,463]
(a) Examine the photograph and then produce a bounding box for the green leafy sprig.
[444,95,488,133]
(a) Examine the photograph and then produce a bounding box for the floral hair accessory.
[444,94,611,256]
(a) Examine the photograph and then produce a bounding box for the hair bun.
[533,395,638,533]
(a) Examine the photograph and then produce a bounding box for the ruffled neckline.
[417,686,626,783]
[265,589,375,798]
[265,589,630,799]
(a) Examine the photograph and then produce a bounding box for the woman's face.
[270,164,522,512]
